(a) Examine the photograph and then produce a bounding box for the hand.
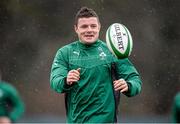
[66,68,81,85]
[113,78,128,93]
[0,117,11,124]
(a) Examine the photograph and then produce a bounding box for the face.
[74,17,101,44]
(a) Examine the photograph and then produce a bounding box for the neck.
[79,39,98,45]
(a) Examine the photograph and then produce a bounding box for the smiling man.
[50,7,142,123]
[74,13,100,45]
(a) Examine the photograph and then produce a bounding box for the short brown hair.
[74,7,100,26]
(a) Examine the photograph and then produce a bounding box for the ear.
[98,23,101,30]
[74,25,78,33]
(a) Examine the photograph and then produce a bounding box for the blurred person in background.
[0,70,25,124]
[50,6,142,123]
[172,92,180,123]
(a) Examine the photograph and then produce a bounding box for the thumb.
[119,78,124,81]
[76,68,81,73]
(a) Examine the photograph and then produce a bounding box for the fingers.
[68,71,80,79]
[67,68,81,85]
[113,79,128,92]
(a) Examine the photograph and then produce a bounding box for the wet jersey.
[50,40,142,123]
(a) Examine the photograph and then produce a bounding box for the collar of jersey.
[77,40,101,50]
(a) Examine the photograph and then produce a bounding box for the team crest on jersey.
[98,47,106,60]
[99,52,106,60]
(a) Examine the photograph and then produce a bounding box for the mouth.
[84,34,94,38]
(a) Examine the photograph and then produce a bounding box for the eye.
[80,25,88,29]
[91,24,97,28]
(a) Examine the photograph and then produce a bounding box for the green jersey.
[50,40,142,123]
[172,92,180,123]
[0,81,24,122]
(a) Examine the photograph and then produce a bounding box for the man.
[50,7,142,123]
[0,71,25,123]
[172,92,180,123]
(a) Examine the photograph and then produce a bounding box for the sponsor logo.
[73,51,80,56]
[114,24,125,50]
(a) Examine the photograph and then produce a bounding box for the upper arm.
[116,58,142,96]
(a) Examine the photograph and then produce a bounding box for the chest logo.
[98,47,106,60]
[99,52,106,60]
[73,51,80,56]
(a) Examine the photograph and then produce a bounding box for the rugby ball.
[106,23,133,59]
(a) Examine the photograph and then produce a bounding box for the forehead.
[77,17,99,25]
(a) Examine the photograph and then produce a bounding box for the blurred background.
[0,0,180,123]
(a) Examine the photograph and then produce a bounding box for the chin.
[85,40,96,45]
[83,38,97,44]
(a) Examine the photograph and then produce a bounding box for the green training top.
[50,40,142,123]
[172,92,180,123]
[0,81,24,122]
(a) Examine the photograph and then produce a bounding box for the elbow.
[50,78,58,92]
[50,77,64,93]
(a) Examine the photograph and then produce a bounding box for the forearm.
[124,76,142,97]
[116,58,142,97]
[9,92,25,122]
[50,75,72,93]
[9,101,24,122]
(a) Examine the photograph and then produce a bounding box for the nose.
[87,26,93,31]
